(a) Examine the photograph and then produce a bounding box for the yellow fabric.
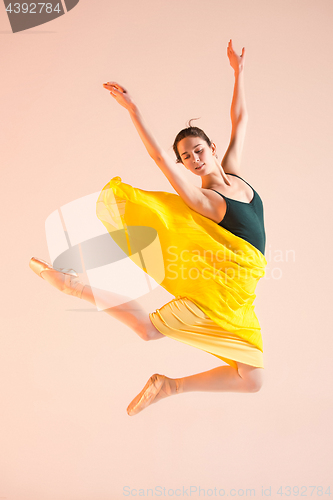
[96,176,268,352]
[149,296,264,369]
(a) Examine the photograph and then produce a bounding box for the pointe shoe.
[29,257,78,278]
[29,257,85,299]
[127,374,171,416]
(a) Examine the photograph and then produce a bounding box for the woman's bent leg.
[127,363,264,415]
[174,363,264,394]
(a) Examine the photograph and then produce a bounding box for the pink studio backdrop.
[1,0,332,499]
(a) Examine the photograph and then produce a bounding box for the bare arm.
[221,40,249,174]
[127,106,202,206]
[128,106,163,160]
[230,67,248,121]
[103,82,163,159]
[102,82,210,213]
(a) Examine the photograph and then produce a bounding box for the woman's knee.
[134,315,165,341]
[146,317,165,340]
[237,363,264,392]
[248,371,264,392]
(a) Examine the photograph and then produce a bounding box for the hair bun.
[187,117,201,128]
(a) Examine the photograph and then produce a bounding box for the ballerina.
[30,40,267,416]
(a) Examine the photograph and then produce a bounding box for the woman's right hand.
[227,39,246,73]
[103,82,137,112]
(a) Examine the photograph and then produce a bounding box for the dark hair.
[173,119,212,164]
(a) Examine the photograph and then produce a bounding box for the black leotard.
[211,173,266,255]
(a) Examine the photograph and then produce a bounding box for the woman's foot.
[127,374,183,416]
[29,257,85,299]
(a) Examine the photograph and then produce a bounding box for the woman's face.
[177,136,216,176]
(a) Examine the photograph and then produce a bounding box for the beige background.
[1,0,332,499]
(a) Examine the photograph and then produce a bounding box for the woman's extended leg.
[81,284,165,341]
[38,267,165,341]
[127,362,264,416]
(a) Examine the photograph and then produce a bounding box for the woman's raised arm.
[102,81,215,217]
[221,40,249,175]
[103,82,163,160]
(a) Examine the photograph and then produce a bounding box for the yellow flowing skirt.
[149,296,264,369]
[96,176,267,367]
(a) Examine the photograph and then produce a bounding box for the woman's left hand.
[227,39,246,73]
[103,82,137,112]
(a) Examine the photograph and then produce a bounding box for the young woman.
[30,40,267,416]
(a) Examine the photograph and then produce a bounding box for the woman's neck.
[201,163,232,189]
